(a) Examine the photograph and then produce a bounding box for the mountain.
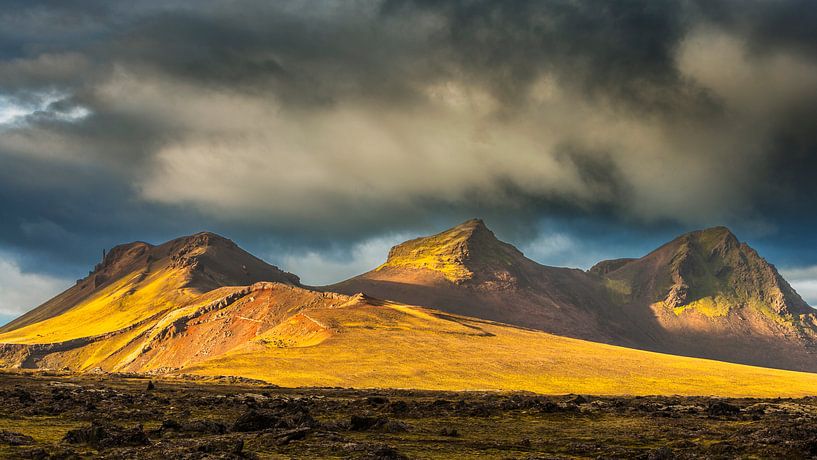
[592,226,817,370]
[0,232,299,343]
[2,224,817,396]
[326,219,641,344]
[330,220,817,372]
[3,279,817,397]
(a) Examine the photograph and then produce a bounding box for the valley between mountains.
[2,220,817,397]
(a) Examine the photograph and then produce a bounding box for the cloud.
[277,233,411,286]
[0,0,816,281]
[780,266,817,306]
[521,233,582,267]
[0,253,69,316]
[0,91,90,125]
[0,96,29,124]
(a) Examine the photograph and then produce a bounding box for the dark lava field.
[0,372,816,459]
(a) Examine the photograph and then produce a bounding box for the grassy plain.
[185,302,817,397]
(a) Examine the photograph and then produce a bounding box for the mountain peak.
[697,225,734,236]
[92,230,299,295]
[457,218,487,230]
[377,219,525,283]
[96,232,242,277]
[0,230,301,335]
[686,226,740,254]
[603,225,812,318]
[157,231,300,288]
[169,231,235,252]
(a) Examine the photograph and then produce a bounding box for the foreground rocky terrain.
[1,372,817,459]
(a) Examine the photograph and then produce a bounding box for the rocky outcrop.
[589,258,636,277]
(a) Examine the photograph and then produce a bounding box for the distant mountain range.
[1,220,816,395]
[329,219,817,371]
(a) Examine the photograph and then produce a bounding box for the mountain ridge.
[3,278,817,397]
[2,220,817,388]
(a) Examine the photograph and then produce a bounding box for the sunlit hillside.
[0,232,299,345]
[183,297,817,397]
[4,276,817,396]
[0,266,195,345]
[330,220,817,373]
[3,229,817,399]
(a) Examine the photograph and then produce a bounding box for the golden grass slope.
[3,279,817,397]
[183,298,817,398]
[0,266,195,345]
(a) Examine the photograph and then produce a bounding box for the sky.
[2,0,817,324]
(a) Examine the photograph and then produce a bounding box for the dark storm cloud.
[382,0,711,115]
[1,0,817,291]
[0,150,189,273]
[696,0,817,58]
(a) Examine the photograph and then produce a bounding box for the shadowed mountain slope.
[593,226,817,370]
[329,220,817,372]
